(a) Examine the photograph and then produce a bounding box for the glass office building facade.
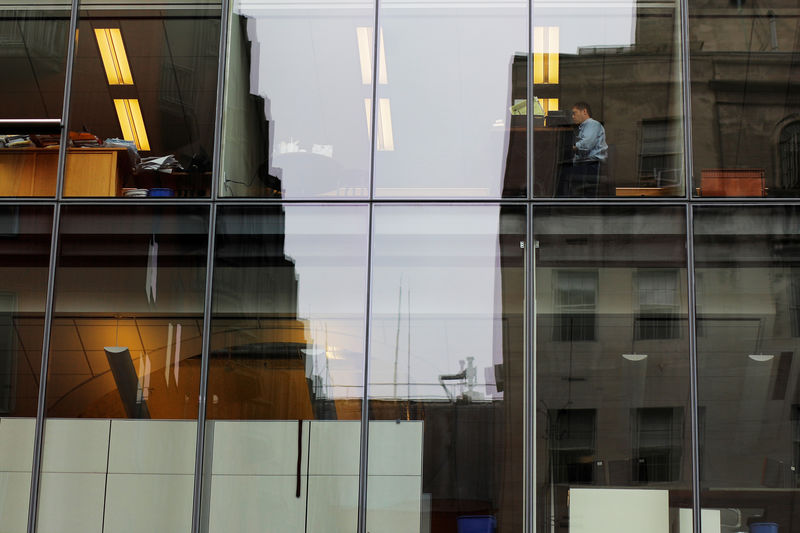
[0,0,799,532]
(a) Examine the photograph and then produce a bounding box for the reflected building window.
[780,121,800,192]
[790,270,800,337]
[638,119,682,189]
[635,269,680,341]
[551,409,596,484]
[632,407,683,483]
[553,270,597,342]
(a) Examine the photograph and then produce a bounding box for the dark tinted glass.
[0,2,70,197]
[695,206,800,531]
[535,206,693,531]
[367,205,525,531]
[690,0,800,198]
[533,1,686,198]
[200,204,369,532]
[37,205,208,533]
[63,1,221,198]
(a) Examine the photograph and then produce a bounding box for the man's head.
[571,102,592,125]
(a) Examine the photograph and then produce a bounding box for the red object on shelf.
[700,168,766,197]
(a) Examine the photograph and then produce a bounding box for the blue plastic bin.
[750,523,778,533]
[457,515,497,533]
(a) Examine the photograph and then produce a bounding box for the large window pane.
[690,1,800,198]
[220,0,374,198]
[201,205,369,532]
[37,205,209,533]
[534,206,692,532]
[368,205,525,531]
[695,206,800,531]
[0,2,70,197]
[0,206,53,532]
[533,1,685,198]
[372,2,528,198]
[63,0,221,198]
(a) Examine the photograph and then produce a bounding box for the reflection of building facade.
[3,1,800,533]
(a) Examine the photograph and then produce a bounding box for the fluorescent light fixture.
[364,98,394,151]
[113,98,150,151]
[356,27,388,85]
[748,354,775,362]
[95,28,133,85]
[547,26,559,84]
[533,26,559,84]
[357,27,371,85]
[622,353,648,362]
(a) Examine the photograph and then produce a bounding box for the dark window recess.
[780,122,800,191]
[638,119,682,188]
[553,271,597,342]
[635,270,681,341]
[551,409,596,484]
[632,407,683,483]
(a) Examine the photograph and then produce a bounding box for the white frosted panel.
[207,475,306,533]
[108,420,196,474]
[0,418,35,471]
[368,421,423,476]
[37,473,106,533]
[366,475,422,533]
[209,421,308,475]
[309,421,360,475]
[0,472,31,532]
[679,508,722,533]
[306,475,358,533]
[570,488,669,533]
[42,419,110,473]
[103,474,193,533]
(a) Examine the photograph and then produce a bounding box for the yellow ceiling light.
[533,26,559,85]
[541,98,559,114]
[95,28,133,85]
[364,98,394,151]
[356,27,388,85]
[114,99,150,151]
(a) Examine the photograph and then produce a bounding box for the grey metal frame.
[26,0,79,530]
[10,0,800,530]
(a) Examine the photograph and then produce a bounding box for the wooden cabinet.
[0,147,125,197]
[699,168,767,197]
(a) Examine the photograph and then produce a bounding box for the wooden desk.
[0,147,127,197]
[616,186,682,197]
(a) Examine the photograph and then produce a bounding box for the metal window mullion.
[210,0,231,201]
[367,0,381,202]
[679,0,694,201]
[27,0,80,530]
[356,202,376,533]
[357,0,381,525]
[26,200,62,533]
[527,0,533,202]
[526,0,534,525]
[190,203,218,533]
[678,0,702,524]
[54,0,80,202]
[685,205,702,533]
[526,203,536,533]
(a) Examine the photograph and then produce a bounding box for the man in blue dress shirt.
[557,102,607,196]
